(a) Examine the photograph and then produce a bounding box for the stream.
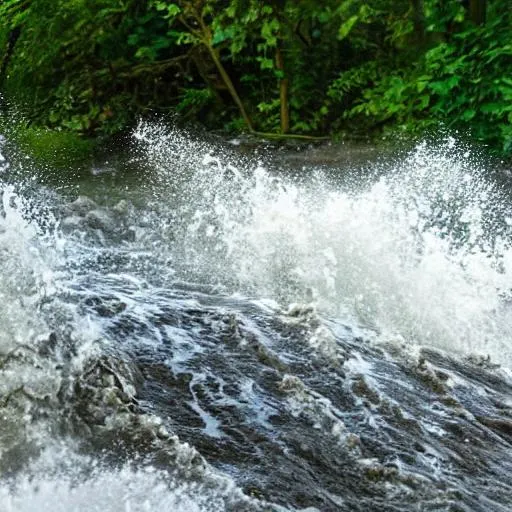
[0,123,511,511]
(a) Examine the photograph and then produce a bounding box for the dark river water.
[0,123,512,511]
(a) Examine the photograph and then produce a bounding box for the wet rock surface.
[59,195,136,242]
[2,132,512,511]
[84,209,117,232]
[76,288,512,512]
[15,262,507,510]
[66,195,98,216]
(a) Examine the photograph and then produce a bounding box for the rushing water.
[0,124,512,511]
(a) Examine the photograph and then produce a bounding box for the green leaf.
[261,18,280,47]
[418,95,430,110]
[212,26,235,46]
[481,103,506,115]
[127,34,139,46]
[338,15,358,40]
[429,76,459,95]
[461,109,476,121]
[257,56,274,70]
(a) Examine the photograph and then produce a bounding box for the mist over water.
[0,445,239,512]
[1,124,512,511]
[134,123,512,365]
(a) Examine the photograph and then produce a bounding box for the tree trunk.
[410,0,425,45]
[469,0,486,25]
[205,44,254,132]
[275,46,289,134]
[187,13,254,131]
[0,27,22,86]
[192,49,224,106]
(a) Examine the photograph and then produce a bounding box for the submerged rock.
[60,215,84,232]
[58,196,134,239]
[112,199,129,215]
[67,195,97,216]
[85,209,117,233]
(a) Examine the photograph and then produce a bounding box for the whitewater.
[0,123,511,511]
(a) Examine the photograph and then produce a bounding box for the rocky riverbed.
[1,125,512,511]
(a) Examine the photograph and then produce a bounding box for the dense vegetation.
[0,0,510,153]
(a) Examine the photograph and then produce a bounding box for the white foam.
[135,124,512,365]
[0,445,242,512]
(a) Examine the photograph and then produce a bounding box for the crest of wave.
[0,136,58,351]
[0,445,255,512]
[134,123,512,364]
[0,184,60,352]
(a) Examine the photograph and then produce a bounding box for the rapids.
[0,124,511,511]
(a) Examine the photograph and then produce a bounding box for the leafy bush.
[327,1,512,153]
[0,0,510,154]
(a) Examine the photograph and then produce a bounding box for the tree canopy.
[0,0,510,153]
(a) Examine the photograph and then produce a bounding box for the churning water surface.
[0,124,511,511]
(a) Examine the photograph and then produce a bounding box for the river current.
[0,123,511,511]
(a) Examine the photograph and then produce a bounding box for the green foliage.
[0,118,96,168]
[332,3,512,152]
[176,87,215,116]
[1,0,191,136]
[0,0,510,154]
